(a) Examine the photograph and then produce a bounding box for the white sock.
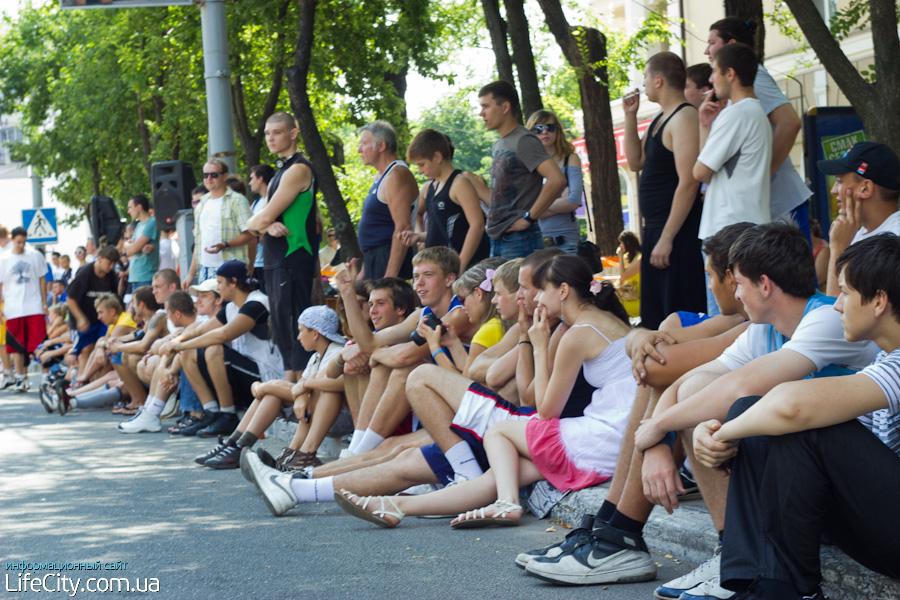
[145,395,166,416]
[445,441,484,481]
[220,405,236,414]
[202,401,220,413]
[347,429,365,454]
[290,476,335,504]
[355,429,385,454]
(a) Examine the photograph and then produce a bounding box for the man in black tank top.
[623,52,706,329]
[246,112,317,381]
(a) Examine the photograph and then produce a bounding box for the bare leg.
[355,364,390,431]
[69,371,119,396]
[606,385,652,505]
[244,395,285,437]
[332,447,440,496]
[181,348,216,407]
[368,365,416,437]
[406,364,479,451]
[113,363,148,407]
[12,352,25,377]
[202,344,233,409]
[297,392,342,453]
[312,430,431,478]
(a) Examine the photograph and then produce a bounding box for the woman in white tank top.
[335,255,635,529]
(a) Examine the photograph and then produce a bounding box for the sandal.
[334,489,405,529]
[168,414,200,434]
[450,500,522,530]
[281,450,322,472]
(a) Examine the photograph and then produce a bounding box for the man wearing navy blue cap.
[166,260,284,438]
[818,141,900,297]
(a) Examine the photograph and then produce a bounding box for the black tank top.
[638,103,696,229]
[560,366,594,419]
[424,170,489,263]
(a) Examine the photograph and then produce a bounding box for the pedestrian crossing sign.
[22,208,58,244]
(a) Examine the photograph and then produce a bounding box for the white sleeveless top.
[558,324,636,476]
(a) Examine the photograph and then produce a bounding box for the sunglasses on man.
[202,172,222,179]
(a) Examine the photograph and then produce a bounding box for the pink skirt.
[526,417,610,493]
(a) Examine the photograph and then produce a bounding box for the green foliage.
[412,90,498,179]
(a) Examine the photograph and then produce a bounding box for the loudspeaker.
[89,196,125,247]
[152,161,196,231]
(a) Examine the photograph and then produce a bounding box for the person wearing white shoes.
[0,227,48,393]
[118,291,198,434]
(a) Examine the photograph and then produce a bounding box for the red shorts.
[6,314,47,354]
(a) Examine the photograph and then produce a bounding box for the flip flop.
[450,500,522,529]
[334,490,405,529]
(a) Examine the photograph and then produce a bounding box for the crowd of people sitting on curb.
[4,16,900,599]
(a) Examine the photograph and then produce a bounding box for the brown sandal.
[280,450,322,472]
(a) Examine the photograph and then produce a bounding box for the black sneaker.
[257,447,279,469]
[524,522,656,585]
[515,514,595,568]
[39,382,58,413]
[196,412,239,438]
[194,441,232,465]
[678,466,702,501]
[180,412,218,436]
[205,444,242,469]
[54,380,70,416]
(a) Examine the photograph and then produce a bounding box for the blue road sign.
[23,208,58,244]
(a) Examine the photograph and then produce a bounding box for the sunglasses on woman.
[531,124,557,134]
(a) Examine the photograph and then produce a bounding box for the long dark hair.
[532,255,630,325]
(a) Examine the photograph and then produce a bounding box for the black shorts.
[362,242,413,281]
[196,345,259,410]
[264,266,312,373]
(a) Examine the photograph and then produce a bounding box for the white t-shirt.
[158,237,176,271]
[301,342,344,380]
[752,65,812,218]
[858,349,900,456]
[718,302,878,374]
[199,196,224,268]
[222,290,283,382]
[698,97,772,239]
[851,211,900,245]
[0,246,48,319]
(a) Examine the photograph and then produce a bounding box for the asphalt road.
[1,384,693,599]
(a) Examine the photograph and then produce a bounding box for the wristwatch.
[523,211,537,224]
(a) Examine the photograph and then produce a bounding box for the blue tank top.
[358,161,402,251]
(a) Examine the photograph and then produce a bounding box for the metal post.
[30,166,42,208]
[199,0,237,174]
[175,210,195,284]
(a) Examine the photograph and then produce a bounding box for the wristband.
[335,355,345,368]
[431,348,447,360]
[224,240,230,248]
[657,431,677,450]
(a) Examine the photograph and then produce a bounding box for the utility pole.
[199,0,237,174]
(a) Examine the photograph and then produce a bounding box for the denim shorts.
[490,224,544,260]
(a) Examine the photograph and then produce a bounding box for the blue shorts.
[420,444,456,487]
[675,311,712,328]
[109,352,124,365]
[490,224,544,260]
[72,321,106,355]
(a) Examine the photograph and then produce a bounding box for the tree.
[504,0,543,120]
[414,91,498,177]
[537,0,622,254]
[782,0,900,157]
[480,0,515,85]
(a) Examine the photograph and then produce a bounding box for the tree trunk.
[231,0,291,174]
[384,64,410,148]
[537,0,622,255]
[504,0,542,121]
[480,0,515,84]
[286,0,360,258]
[724,0,766,63]
[782,0,900,157]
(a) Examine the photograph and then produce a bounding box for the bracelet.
[224,240,230,248]
[518,340,532,346]
[431,348,447,360]
[335,355,345,368]
[657,431,677,450]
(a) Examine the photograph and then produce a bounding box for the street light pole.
[199,0,237,175]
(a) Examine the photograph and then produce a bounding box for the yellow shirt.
[471,317,505,349]
[108,311,137,336]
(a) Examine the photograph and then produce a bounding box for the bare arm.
[450,176,487,273]
[381,166,418,278]
[470,323,520,386]
[767,103,801,177]
[640,322,748,389]
[246,163,313,233]
[623,95,648,172]
[651,111,701,269]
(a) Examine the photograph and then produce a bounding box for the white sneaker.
[160,393,179,419]
[39,383,58,413]
[12,378,29,393]
[654,546,726,599]
[338,448,355,460]
[117,408,162,433]
[678,575,734,599]
[245,451,298,516]
[0,373,15,390]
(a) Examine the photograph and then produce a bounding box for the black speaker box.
[152,161,196,231]
[89,196,125,247]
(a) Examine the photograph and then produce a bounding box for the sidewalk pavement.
[267,418,900,600]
